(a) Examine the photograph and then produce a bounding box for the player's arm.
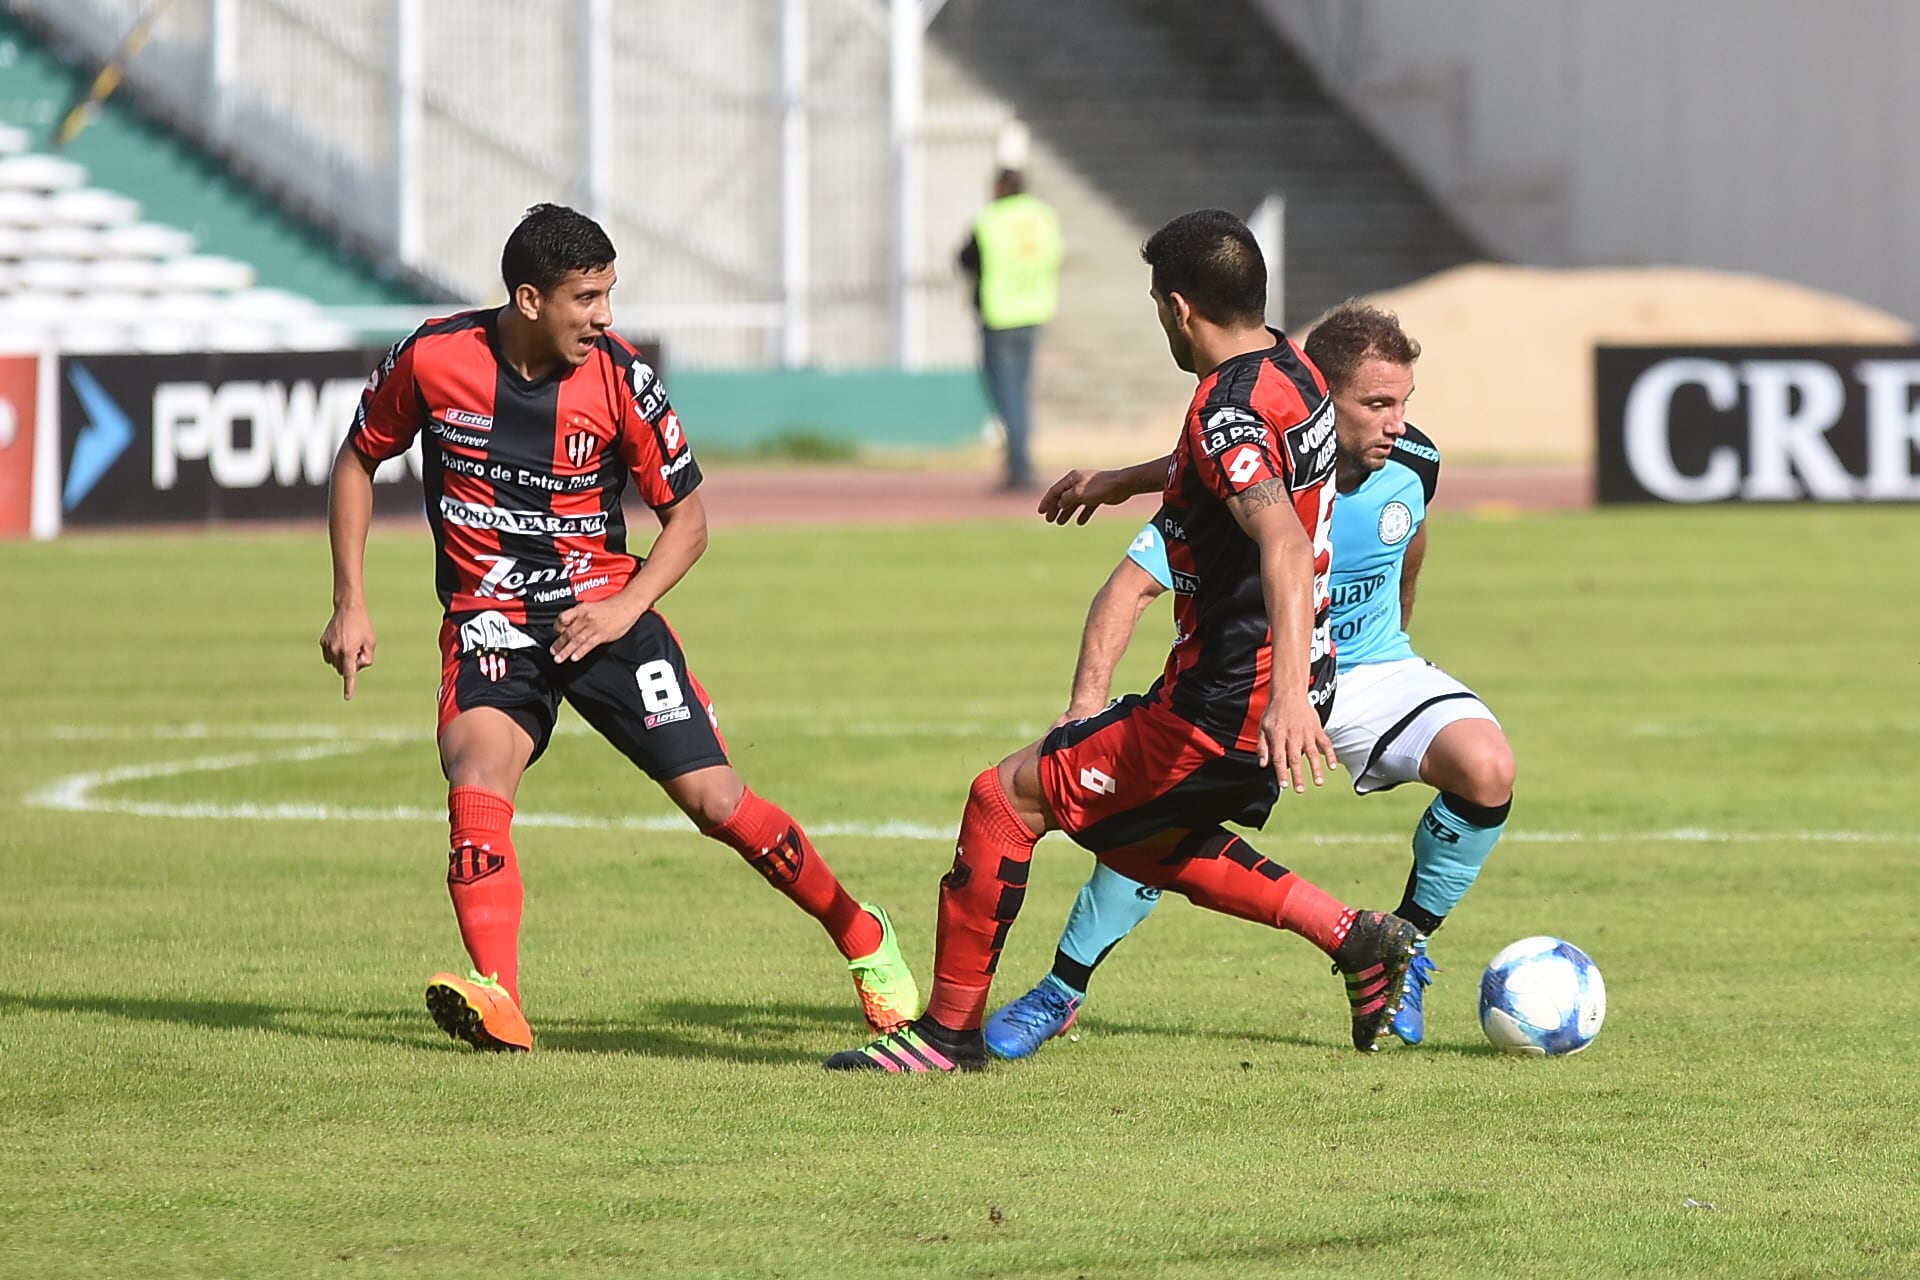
[1059,557,1166,726]
[320,441,382,699]
[321,336,424,700]
[551,490,708,663]
[1399,522,1428,631]
[1227,480,1336,792]
[1039,454,1171,526]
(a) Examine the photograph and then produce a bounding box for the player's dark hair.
[1140,209,1266,327]
[501,203,616,295]
[1303,299,1421,390]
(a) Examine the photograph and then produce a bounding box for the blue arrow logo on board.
[63,362,134,511]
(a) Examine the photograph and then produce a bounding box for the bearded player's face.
[531,265,616,367]
[1332,357,1414,473]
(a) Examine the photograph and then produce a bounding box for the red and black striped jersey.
[1152,333,1337,754]
[348,309,700,624]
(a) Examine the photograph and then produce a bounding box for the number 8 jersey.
[1153,334,1337,754]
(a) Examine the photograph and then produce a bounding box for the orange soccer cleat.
[424,970,533,1052]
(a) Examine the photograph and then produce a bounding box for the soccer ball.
[1478,936,1605,1056]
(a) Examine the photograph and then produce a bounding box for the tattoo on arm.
[1230,477,1290,517]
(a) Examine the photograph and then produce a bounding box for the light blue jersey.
[1130,424,1440,675]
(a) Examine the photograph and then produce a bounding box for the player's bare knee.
[1454,742,1515,809]
[671,765,747,830]
[990,750,1052,837]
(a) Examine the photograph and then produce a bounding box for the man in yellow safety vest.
[958,169,1063,490]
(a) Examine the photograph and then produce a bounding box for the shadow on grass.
[537,1000,854,1064]
[0,991,859,1066]
[1076,1016,1511,1057]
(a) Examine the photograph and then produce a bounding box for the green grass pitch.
[2,506,1916,1278]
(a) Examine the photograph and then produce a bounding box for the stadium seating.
[0,129,366,353]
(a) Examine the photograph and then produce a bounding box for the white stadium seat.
[0,190,52,227]
[203,319,277,351]
[73,291,152,325]
[16,258,89,292]
[56,325,135,354]
[148,291,222,321]
[160,255,256,292]
[0,293,70,324]
[85,257,166,292]
[0,224,28,257]
[223,287,320,320]
[44,188,141,227]
[0,153,88,192]
[131,321,196,353]
[277,318,357,350]
[26,225,111,259]
[99,222,196,258]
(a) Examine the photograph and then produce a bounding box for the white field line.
[20,729,1920,848]
[1632,720,1920,738]
[34,719,1041,743]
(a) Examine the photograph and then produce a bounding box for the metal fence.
[20,0,1002,367]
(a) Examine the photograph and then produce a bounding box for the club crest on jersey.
[1282,397,1337,490]
[1378,500,1413,545]
[565,430,598,469]
[478,651,508,683]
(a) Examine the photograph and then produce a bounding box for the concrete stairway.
[929,0,1484,437]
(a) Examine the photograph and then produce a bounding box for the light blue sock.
[1406,792,1510,927]
[1050,863,1162,997]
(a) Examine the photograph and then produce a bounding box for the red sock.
[925,768,1039,1032]
[447,786,523,1002]
[705,789,881,960]
[1102,828,1358,957]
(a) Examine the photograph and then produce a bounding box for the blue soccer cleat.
[983,975,1081,1060]
[1391,943,1438,1046]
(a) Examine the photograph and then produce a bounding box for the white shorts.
[1327,657,1499,795]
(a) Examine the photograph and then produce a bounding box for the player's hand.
[1257,696,1337,794]
[1039,469,1131,526]
[1052,698,1108,730]
[320,606,377,701]
[551,599,640,663]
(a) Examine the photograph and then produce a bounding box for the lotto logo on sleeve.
[1079,767,1118,795]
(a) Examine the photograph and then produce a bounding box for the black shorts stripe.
[1360,690,1480,782]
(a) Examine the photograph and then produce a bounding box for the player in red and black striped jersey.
[827,210,1418,1073]
[321,204,920,1051]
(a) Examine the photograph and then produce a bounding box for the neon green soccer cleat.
[847,904,922,1034]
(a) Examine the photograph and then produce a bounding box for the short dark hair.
[501,203,616,294]
[1303,300,1421,391]
[1140,209,1266,326]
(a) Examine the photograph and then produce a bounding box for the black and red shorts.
[436,608,729,780]
[1038,684,1306,853]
